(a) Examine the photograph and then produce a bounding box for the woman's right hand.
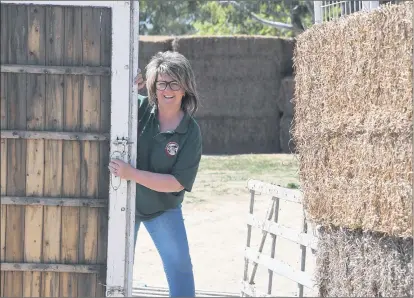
[134,68,146,90]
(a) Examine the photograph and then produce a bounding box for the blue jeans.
[134,206,195,297]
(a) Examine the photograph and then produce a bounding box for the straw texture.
[292,2,413,236]
[317,226,413,297]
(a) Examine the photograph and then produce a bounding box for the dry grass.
[185,154,300,203]
[292,2,413,237]
[316,226,413,297]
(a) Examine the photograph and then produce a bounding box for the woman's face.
[155,73,185,110]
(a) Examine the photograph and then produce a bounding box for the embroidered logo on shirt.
[165,142,179,156]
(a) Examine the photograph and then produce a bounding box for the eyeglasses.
[155,80,181,91]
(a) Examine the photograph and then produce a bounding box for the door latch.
[110,137,134,191]
[106,286,125,297]
[112,136,134,146]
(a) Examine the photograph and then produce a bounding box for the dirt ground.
[132,190,317,296]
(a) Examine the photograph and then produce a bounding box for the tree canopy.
[139,0,313,37]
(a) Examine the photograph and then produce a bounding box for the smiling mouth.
[164,95,174,99]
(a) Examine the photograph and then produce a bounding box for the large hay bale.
[279,114,295,153]
[138,36,174,96]
[316,226,413,297]
[279,76,295,117]
[197,115,281,154]
[292,3,413,236]
[172,36,291,118]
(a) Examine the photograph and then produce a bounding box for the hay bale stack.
[196,115,280,154]
[173,36,295,154]
[139,35,174,66]
[279,76,295,117]
[279,76,296,153]
[293,2,412,236]
[280,115,295,153]
[172,36,292,118]
[138,36,174,96]
[317,226,413,297]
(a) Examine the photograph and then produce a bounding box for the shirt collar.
[151,105,190,134]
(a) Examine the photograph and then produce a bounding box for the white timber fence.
[241,179,319,297]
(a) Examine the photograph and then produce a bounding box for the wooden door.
[0,3,112,296]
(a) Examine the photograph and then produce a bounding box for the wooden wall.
[0,3,111,297]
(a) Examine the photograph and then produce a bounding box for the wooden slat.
[0,3,7,65]
[1,263,103,274]
[298,215,307,297]
[244,247,315,289]
[96,7,111,296]
[0,203,5,297]
[5,4,27,297]
[0,4,7,295]
[1,130,109,141]
[246,214,318,250]
[240,281,272,297]
[24,5,46,297]
[78,7,101,296]
[243,190,255,282]
[268,197,280,294]
[42,6,64,296]
[1,196,108,207]
[60,6,83,297]
[249,199,275,284]
[0,82,6,296]
[247,179,303,204]
[1,64,111,76]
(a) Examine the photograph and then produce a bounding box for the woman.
[108,51,202,297]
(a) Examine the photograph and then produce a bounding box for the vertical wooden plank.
[0,4,8,297]
[78,7,101,297]
[249,199,275,284]
[23,5,46,297]
[243,190,255,284]
[96,7,111,296]
[0,78,7,298]
[298,214,308,297]
[60,6,82,298]
[268,197,280,295]
[42,6,64,297]
[5,4,27,297]
[0,203,6,298]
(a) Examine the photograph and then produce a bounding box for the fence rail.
[241,180,318,297]
[314,1,380,23]
[314,1,407,24]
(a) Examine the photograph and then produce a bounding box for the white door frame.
[1,1,139,296]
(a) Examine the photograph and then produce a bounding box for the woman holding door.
[108,51,202,297]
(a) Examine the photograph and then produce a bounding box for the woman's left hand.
[108,159,134,180]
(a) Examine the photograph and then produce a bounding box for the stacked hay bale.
[292,2,413,297]
[172,36,295,154]
[138,36,174,97]
[279,76,296,153]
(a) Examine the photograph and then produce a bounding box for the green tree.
[138,0,313,37]
[139,0,203,35]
